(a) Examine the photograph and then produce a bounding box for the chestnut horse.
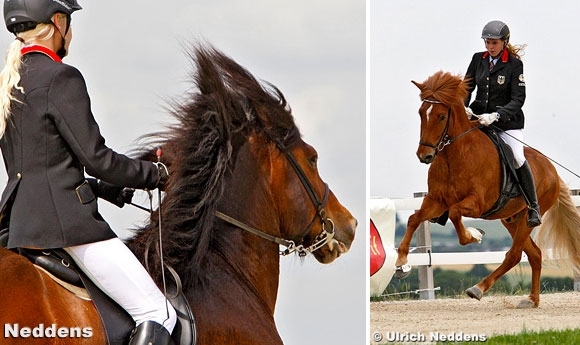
[394,70,580,308]
[0,44,356,344]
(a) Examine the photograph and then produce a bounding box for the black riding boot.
[515,161,542,228]
[128,321,173,345]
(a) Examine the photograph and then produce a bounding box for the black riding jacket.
[464,50,526,131]
[0,46,159,249]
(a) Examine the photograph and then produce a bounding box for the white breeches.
[498,129,526,168]
[65,238,177,333]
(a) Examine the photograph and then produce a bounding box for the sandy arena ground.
[370,292,580,343]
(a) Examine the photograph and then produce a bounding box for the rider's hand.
[117,188,135,206]
[478,112,500,126]
[465,107,475,119]
[154,162,169,191]
[96,181,134,208]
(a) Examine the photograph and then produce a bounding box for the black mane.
[128,43,301,288]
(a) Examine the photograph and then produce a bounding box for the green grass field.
[440,328,580,345]
[374,329,580,345]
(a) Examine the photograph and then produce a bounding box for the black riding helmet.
[4,0,82,34]
[481,20,510,43]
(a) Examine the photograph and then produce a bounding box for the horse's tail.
[534,177,580,267]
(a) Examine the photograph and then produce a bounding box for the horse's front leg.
[466,216,541,307]
[394,196,445,279]
[448,198,486,246]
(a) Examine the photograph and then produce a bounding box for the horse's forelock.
[420,71,468,108]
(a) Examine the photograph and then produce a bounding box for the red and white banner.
[370,198,397,296]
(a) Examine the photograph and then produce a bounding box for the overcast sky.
[0,1,365,344]
[371,1,580,203]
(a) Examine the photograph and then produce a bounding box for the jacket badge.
[497,75,505,85]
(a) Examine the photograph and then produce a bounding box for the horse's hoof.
[394,264,412,279]
[465,286,482,300]
[516,299,536,309]
[466,227,485,243]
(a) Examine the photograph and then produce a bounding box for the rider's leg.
[65,238,177,344]
[515,161,542,227]
[498,130,541,227]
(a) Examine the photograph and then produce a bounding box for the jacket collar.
[21,45,62,63]
[482,48,508,63]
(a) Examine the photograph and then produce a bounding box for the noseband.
[216,138,335,257]
[418,98,481,153]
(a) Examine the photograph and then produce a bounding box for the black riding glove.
[87,178,134,208]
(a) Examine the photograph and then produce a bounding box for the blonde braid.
[0,24,55,138]
[0,38,24,137]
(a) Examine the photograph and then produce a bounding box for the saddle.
[479,127,522,217]
[430,127,521,225]
[0,229,196,345]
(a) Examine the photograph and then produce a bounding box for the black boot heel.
[128,321,173,345]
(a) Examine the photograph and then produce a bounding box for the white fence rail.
[387,193,580,298]
[407,251,528,266]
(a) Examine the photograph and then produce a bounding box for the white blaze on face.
[425,104,434,121]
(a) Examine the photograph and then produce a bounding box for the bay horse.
[394,70,580,308]
[0,44,356,344]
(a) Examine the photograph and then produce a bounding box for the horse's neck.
[215,221,281,311]
[189,224,282,344]
[214,142,281,312]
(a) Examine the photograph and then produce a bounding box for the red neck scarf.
[21,45,62,63]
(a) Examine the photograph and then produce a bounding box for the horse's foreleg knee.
[449,207,484,245]
[395,215,423,264]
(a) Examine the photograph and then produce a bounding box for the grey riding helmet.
[481,20,510,42]
[4,0,81,33]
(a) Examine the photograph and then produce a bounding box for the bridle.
[418,98,481,154]
[216,138,335,257]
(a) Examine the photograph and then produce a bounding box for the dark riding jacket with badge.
[0,49,159,249]
[464,50,526,131]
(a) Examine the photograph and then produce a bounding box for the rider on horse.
[0,0,176,343]
[464,20,542,228]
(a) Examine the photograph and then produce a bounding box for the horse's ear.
[411,80,424,91]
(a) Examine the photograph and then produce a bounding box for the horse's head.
[411,91,450,164]
[131,45,357,289]
[411,71,470,164]
[267,137,357,264]
[196,44,357,264]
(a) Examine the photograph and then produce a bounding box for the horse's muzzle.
[417,141,438,164]
[417,151,435,164]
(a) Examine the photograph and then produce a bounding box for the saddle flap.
[480,127,521,218]
[17,247,134,345]
[18,248,83,287]
[165,264,197,345]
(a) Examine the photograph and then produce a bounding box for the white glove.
[478,112,499,126]
[465,107,475,119]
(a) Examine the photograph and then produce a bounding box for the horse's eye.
[309,155,318,168]
[439,114,447,122]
